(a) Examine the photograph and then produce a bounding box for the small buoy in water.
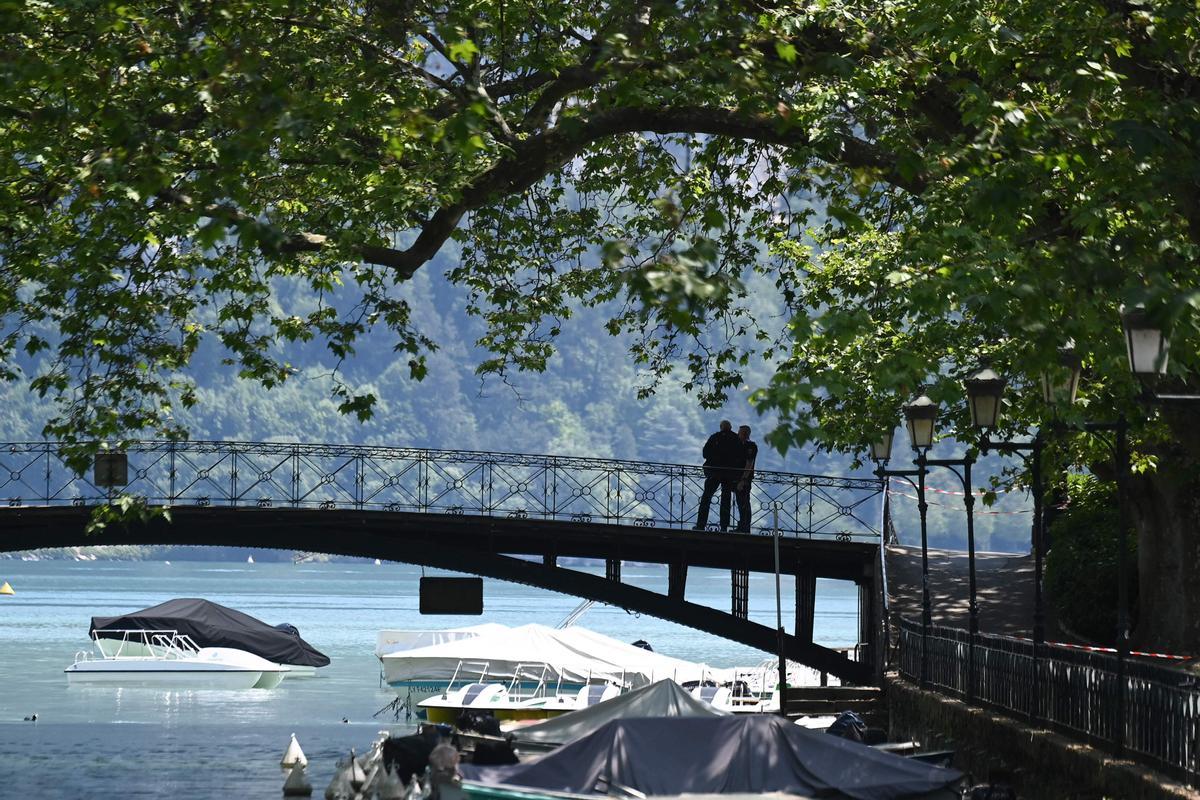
[282,763,313,797]
[247,555,255,564]
[340,716,349,724]
[374,559,382,566]
[0,581,14,595]
[164,561,171,566]
[23,713,37,722]
[281,732,307,768]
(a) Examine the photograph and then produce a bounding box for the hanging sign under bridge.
[419,577,484,615]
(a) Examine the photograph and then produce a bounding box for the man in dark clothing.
[735,425,758,533]
[693,420,745,531]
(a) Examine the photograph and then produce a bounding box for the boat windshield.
[91,629,202,660]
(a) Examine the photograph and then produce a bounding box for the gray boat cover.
[463,715,962,800]
[90,598,330,667]
[513,679,726,747]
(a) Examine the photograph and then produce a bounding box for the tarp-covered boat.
[462,715,962,800]
[90,598,330,668]
[507,679,727,750]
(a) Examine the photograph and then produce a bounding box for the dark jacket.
[703,430,745,471]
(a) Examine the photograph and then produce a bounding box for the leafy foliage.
[1044,474,1138,644]
[3,0,1197,458]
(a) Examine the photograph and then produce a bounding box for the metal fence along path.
[0,441,883,540]
[897,616,1200,783]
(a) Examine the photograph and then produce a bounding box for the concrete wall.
[886,676,1199,800]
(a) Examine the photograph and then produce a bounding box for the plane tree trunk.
[1126,405,1200,654]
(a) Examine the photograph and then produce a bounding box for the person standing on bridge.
[693,420,745,532]
[734,425,758,533]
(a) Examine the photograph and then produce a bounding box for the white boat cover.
[512,679,727,747]
[380,624,725,688]
[375,624,509,657]
[462,715,963,800]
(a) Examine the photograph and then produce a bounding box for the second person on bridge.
[693,420,746,532]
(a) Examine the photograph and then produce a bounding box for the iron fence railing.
[898,617,1200,783]
[0,441,883,540]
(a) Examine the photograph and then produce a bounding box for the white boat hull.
[66,663,265,690]
[67,638,289,690]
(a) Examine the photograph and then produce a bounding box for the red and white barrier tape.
[886,488,1032,515]
[1003,633,1192,661]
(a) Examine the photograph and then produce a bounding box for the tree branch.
[336,105,927,274]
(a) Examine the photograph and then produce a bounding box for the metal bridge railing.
[0,440,883,541]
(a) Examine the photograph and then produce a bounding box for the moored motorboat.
[419,662,626,724]
[381,623,723,705]
[66,629,289,689]
[91,598,330,678]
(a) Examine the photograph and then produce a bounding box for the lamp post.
[903,394,937,690]
[902,377,990,706]
[869,428,930,686]
[966,361,1057,723]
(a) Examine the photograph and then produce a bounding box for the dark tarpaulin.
[512,679,726,748]
[462,715,961,800]
[90,598,330,667]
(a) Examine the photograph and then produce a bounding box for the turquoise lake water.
[0,559,859,797]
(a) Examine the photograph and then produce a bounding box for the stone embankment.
[887,676,1200,800]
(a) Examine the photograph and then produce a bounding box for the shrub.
[1043,474,1138,645]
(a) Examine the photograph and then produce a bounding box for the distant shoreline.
[1,547,648,567]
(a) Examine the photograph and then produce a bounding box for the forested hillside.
[1,245,1031,552]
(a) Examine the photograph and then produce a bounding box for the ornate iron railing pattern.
[0,441,883,540]
[898,617,1200,783]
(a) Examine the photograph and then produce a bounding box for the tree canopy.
[4,0,1200,647]
[4,0,1197,452]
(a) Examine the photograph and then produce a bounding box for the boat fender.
[402,774,424,800]
[359,764,381,797]
[348,748,368,791]
[323,766,353,800]
[281,733,308,768]
[282,763,313,797]
[372,765,406,800]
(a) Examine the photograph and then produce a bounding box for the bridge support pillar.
[606,558,621,582]
[795,568,816,642]
[731,568,749,619]
[668,560,688,601]
[858,578,878,673]
[543,553,556,568]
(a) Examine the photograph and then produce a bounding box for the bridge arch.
[0,441,884,684]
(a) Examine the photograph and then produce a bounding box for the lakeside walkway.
[885,544,1042,638]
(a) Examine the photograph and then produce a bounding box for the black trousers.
[735,481,752,532]
[696,470,737,530]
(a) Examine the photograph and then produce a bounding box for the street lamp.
[1120,305,1170,377]
[868,421,932,689]
[964,365,1007,430]
[1041,344,1082,406]
[903,393,938,452]
[870,429,895,466]
[972,364,1051,725]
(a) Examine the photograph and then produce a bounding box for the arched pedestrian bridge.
[0,440,885,684]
